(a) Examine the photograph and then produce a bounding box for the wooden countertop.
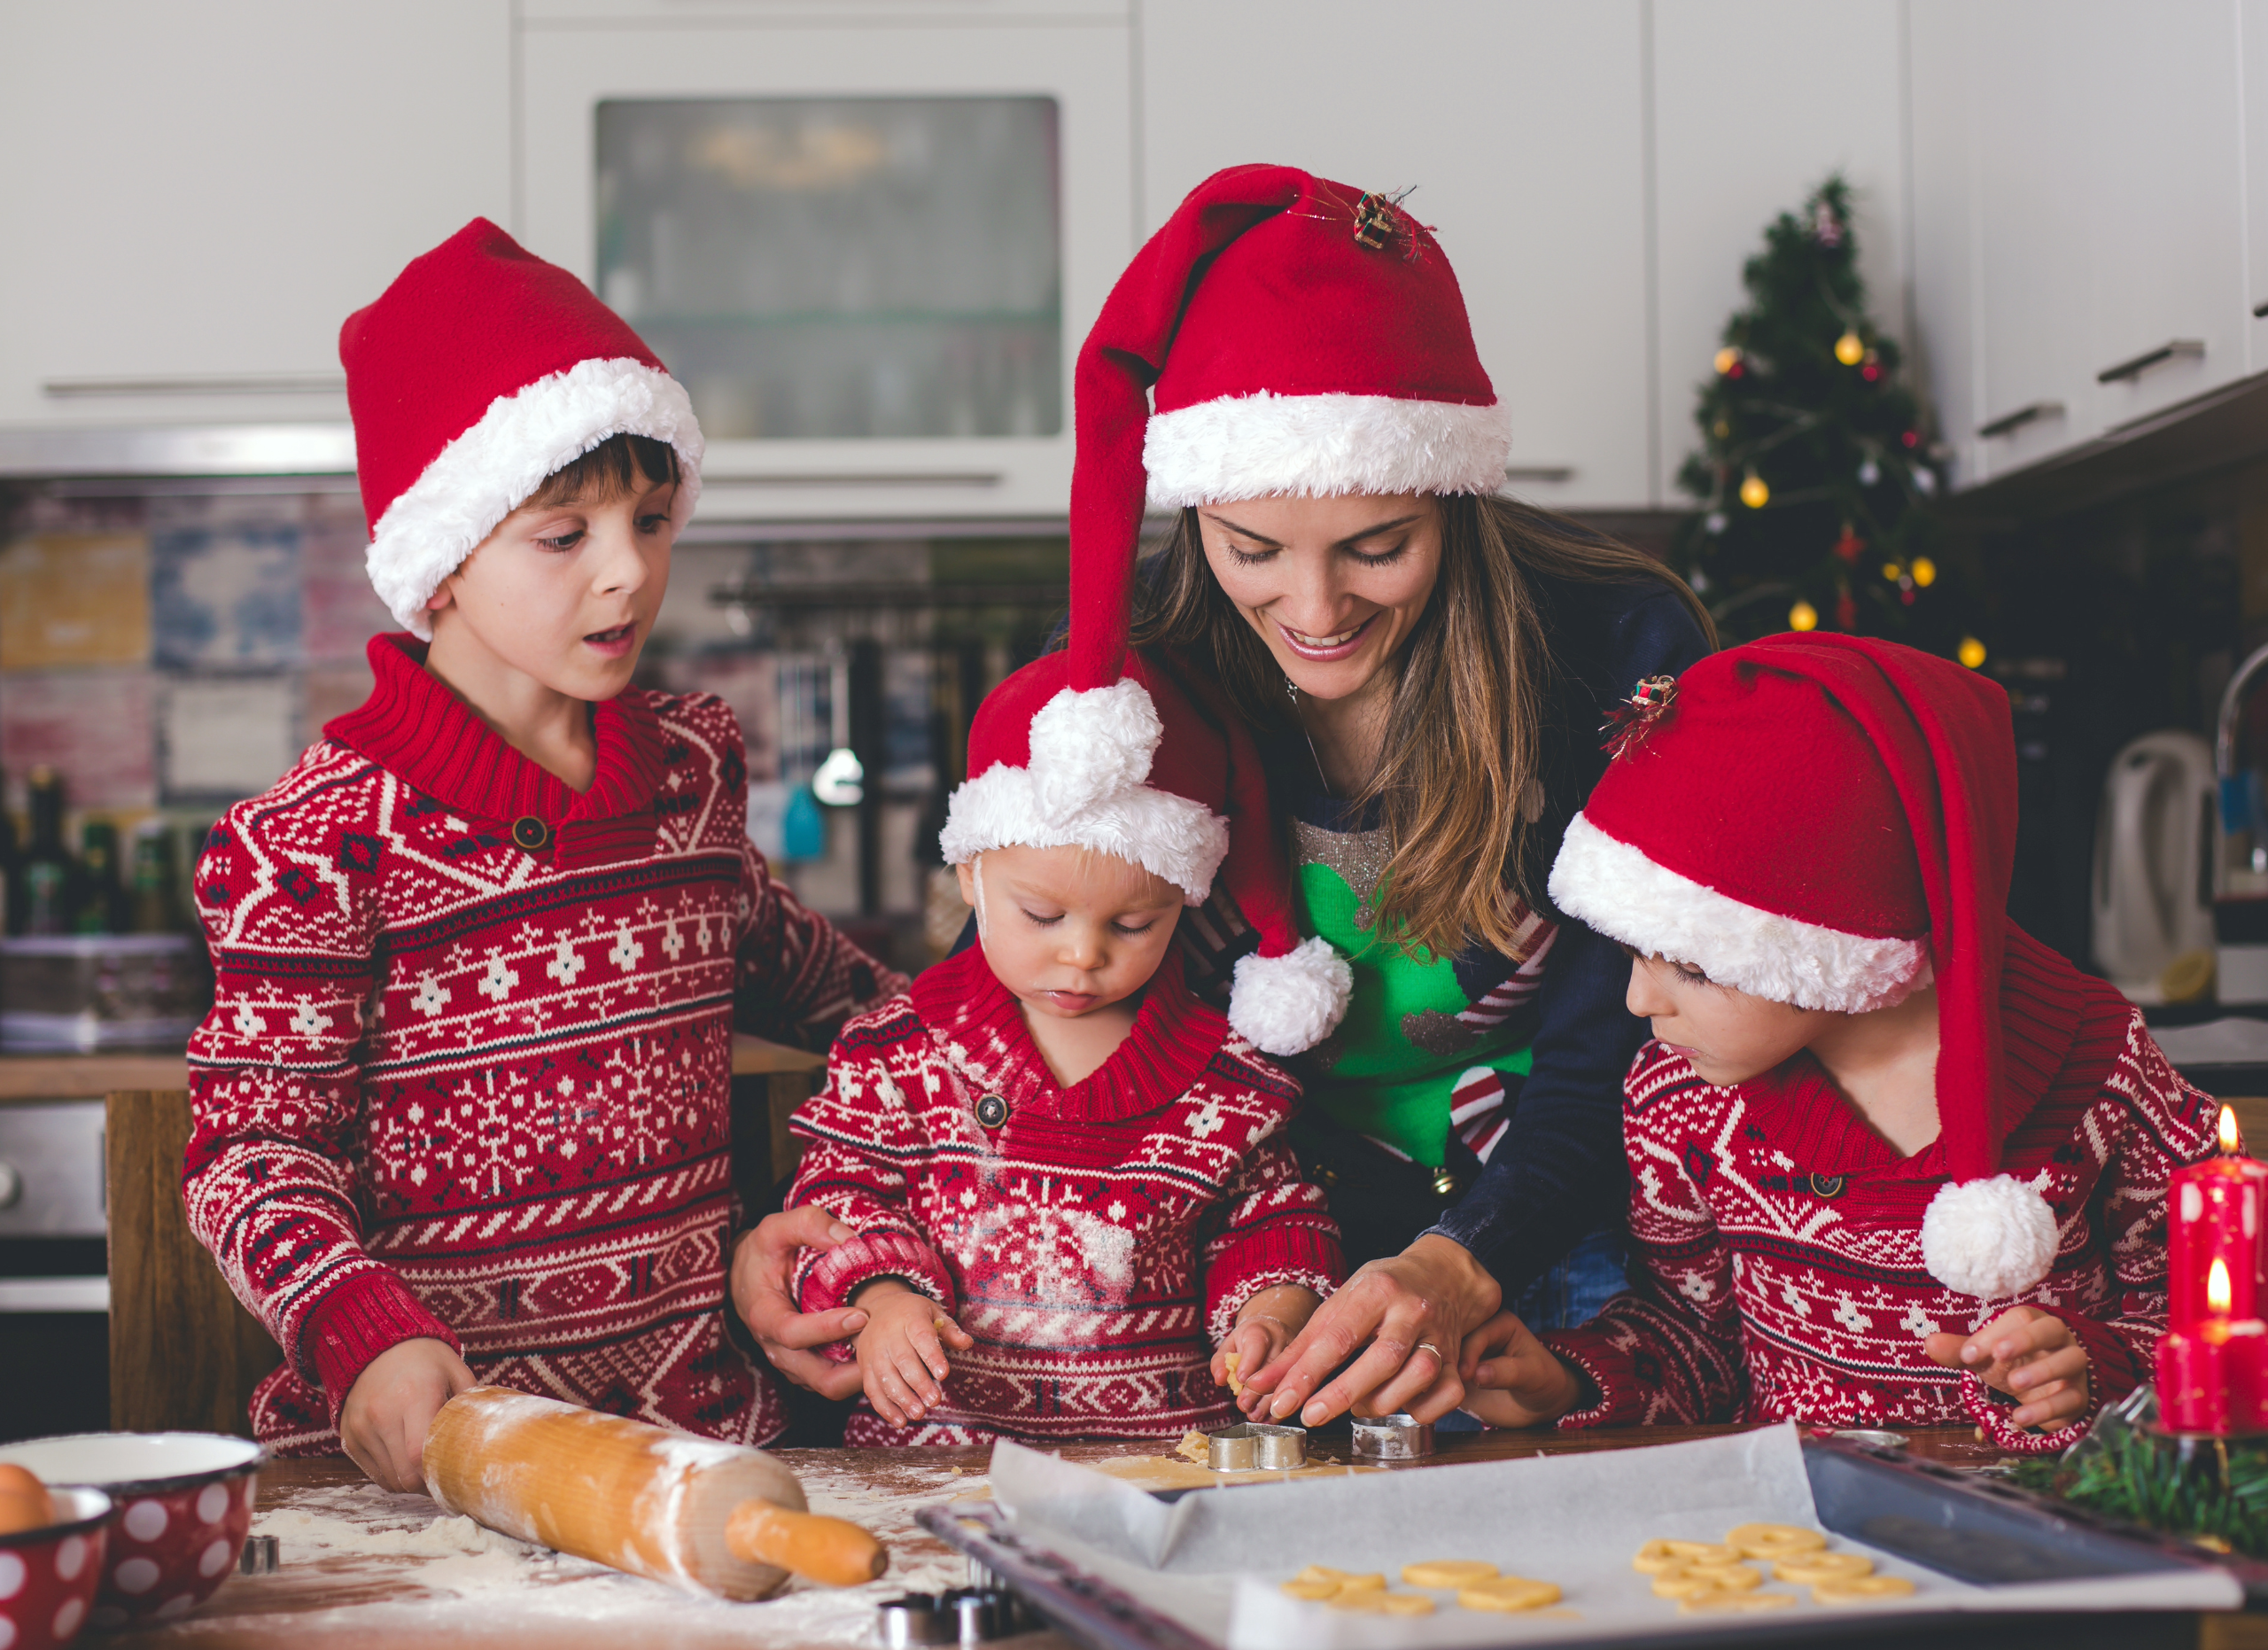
[0,1035,822,1102]
[105,1427,2264,1650]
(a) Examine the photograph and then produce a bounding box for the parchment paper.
[986,1424,2241,1647]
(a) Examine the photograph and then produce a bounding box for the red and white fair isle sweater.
[183,634,903,1452]
[1543,927,2220,1454]
[789,942,1345,1445]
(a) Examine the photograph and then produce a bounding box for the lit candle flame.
[2210,1256,2233,1316]
[2222,1105,2242,1156]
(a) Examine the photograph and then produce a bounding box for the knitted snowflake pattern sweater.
[1542,927,2218,1454]
[183,634,903,1452]
[789,942,1345,1445]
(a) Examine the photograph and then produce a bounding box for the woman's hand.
[1923,1305,2090,1430]
[1457,1310,1581,1428]
[1212,1286,1322,1417]
[728,1207,871,1400]
[338,1337,478,1492]
[1240,1234,1503,1427]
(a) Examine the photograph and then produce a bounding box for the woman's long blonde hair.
[1130,493,1715,961]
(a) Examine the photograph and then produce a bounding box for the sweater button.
[975,1094,1009,1129]
[510,816,554,852]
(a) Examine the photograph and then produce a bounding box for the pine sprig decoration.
[1672,175,1982,660]
[2007,1387,2268,1559]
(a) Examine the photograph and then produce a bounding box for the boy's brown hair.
[526,432,680,509]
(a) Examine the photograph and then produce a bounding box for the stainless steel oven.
[0,1101,111,1440]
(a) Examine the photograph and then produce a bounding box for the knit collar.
[324,633,666,829]
[1735,925,2085,1182]
[910,940,1220,1124]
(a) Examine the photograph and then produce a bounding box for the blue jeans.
[1437,1227,1627,1433]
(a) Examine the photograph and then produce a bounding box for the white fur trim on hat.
[1229,936,1353,1056]
[1921,1175,2060,1300]
[368,356,704,638]
[938,682,1229,902]
[1144,391,1512,507]
[1548,812,1929,1013]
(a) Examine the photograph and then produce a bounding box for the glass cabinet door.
[595,97,1061,442]
[520,18,1132,521]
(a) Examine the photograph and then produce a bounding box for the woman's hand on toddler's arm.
[851,1280,974,1428]
[339,1337,478,1492]
[1456,1311,1583,1429]
[1215,1286,1322,1417]
[731,1207,872,1401]
[1923,1305,2089,1430]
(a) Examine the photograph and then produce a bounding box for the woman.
[735,163,1711,1428]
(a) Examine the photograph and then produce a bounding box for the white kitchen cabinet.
[1906,1,1984,489]
[2077,0,2246,433]
[518,16,1134,525]
[0,1,511,436]
[2241,0,2268,372]
[1139,1,1654,512]
[1651,0,1913,508]
[1909,0,2248,489]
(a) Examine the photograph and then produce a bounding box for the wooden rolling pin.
[423,1386,885,1599]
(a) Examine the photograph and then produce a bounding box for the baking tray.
[917,1429,2253,1650]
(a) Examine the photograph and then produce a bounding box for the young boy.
[183,221,902,1487]
[788,633,1353,1444]
[1456,635,2219,1452]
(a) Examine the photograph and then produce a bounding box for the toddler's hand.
[1456,1310,1581,1429]
[1215,1287,1321,1417]
[851,1280,973,1428]
[1923,1305,2089,1429]
[340,1337,478,1492]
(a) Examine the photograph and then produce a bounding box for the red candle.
[2158,1108,2268,1435]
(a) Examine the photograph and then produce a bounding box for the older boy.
[183,222,902,1487]
[1456,636,2218,1452]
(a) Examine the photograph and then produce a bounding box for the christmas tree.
[1673,175,1983,664]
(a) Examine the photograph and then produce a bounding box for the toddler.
[1458,634,2218,1452]
[789,628,1352,1443]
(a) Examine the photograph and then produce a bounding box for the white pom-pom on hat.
[1920,1174,2059,1300]
[1228,937,1354,1057]
[1026,681,1161,818]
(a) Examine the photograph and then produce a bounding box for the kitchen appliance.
[2091,729,2216,1002]
[2218,642,2268,1004]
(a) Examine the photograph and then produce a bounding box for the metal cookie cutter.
[1350,1413,1435,1464]
[1207,1421,1307,1472]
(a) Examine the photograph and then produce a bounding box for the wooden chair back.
[104,1091,280,1437]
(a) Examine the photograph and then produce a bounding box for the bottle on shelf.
[74,819,123,936]
[129,819,181,935]
[15,767,75,936]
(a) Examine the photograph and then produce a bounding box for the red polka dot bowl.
[0,1435,262,1630]
[0,1486,111,1650]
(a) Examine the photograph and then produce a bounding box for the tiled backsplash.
[0,481,1067,934]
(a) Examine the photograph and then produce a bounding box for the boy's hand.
[1923,1305,2090,1429]
[1215,1287,1322,1418]
[1456,1310,1581,1429]
[851,1280,973,1428]
[339,1337,478,1492]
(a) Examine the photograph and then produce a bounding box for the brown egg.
[0,1465,54,1532]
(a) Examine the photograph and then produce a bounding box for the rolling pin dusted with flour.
[423,1385,886,1599]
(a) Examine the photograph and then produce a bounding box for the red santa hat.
[339,218,703,638]
[946,166,1507,1053]
[1546,634,2055,1303]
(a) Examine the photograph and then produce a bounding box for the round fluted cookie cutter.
[1207,1421,1306,1471]
[1350,1413,1436,1463]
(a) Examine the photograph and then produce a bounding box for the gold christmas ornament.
[1714,346,1742,376]
[1835,331,1866,366]
[1881,562,1902,582]
[1911,556,1937,588]
[1739,470,1770,509]
[1789,600,1820,633]
[1958,635,1987,669]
